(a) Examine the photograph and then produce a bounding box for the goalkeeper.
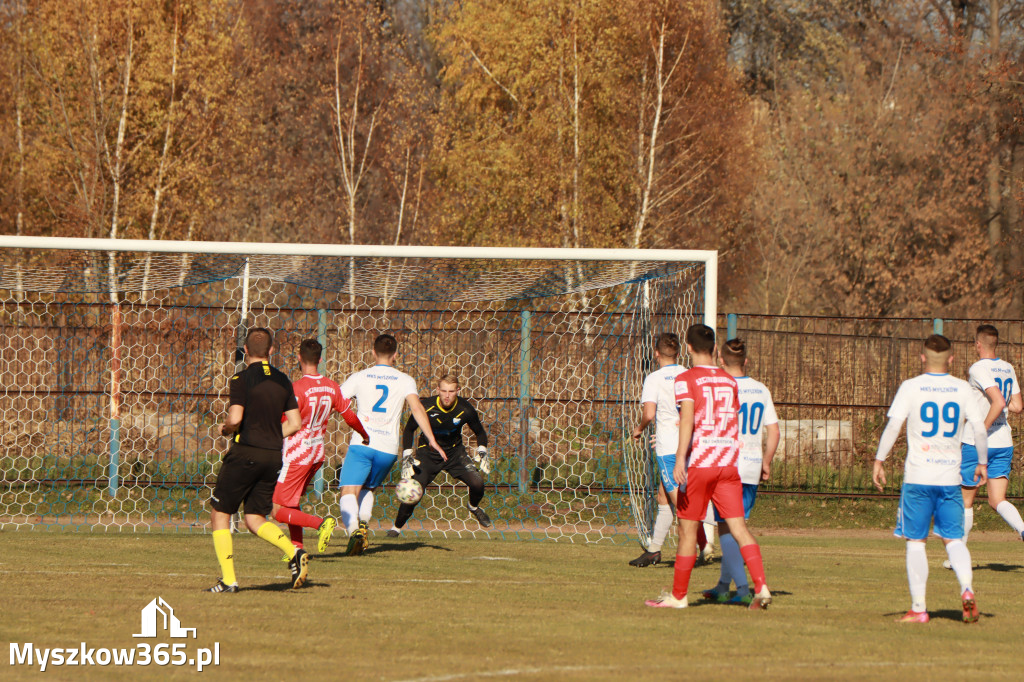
[388,374,493,534]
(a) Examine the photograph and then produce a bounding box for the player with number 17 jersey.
[674,366,740,469]
[673,365,743,521]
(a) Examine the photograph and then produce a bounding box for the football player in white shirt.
[957,324,1024,545]
[629,333,684,567]
[338,334,444,555]
[873,334,988,624]
[702,338,779,605]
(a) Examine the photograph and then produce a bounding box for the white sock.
[906,542,928,612]
[648,505,673,553]
[995,501,1024,534]
[703,521,716,551]
[945,539,973,594]
[357,489,374,522]
[963,506,974,543]
[719,532,747,594]
[340,494,359,534]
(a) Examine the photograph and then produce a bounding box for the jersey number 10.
[738,402,765,436]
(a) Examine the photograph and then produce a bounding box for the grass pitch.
[3,528,1024,681]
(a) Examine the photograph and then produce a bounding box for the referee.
[388,374,493,534]
[207,327,307,592]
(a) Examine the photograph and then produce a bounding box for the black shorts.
[413,445,479,483]
[210,443,282,516]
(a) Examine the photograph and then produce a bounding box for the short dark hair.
[977,324,999,347]
[924,334,952,353]
[438,373,460,388]
[245,327,273,357]
[299,339,323,365]
[685,324,716,354]
[374,333,398,357]
[721,338,746,367]
[655,332,680,358]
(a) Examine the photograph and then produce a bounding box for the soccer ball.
[395,478,423,504]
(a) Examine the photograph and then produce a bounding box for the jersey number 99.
[920,401,960,438]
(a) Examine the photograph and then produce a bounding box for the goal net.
[0,238,714,544]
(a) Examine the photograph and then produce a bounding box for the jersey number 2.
[372,384,389,413]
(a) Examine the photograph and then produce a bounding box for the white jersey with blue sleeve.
[887,373,984,486]
[736,376,779,485]
[640,364,681,456]
[340,365,418,456]
[961,358,1019,449]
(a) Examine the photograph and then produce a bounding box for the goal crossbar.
[0,236,717,324]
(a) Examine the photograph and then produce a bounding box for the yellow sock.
[257,522,296,559]
[212,529,237,585]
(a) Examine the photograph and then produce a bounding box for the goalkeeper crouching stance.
[388,374,494,534]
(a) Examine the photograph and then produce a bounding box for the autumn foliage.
[1,0,1023,317]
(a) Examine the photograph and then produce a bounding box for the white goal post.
[0,236,716,544]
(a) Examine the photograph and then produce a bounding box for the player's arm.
[631,402,657,442]
[282,408,301,438]
[762,422,780,481]
[221,374,245,436]
[221,405,244,436]
[1009,386,1023,414]
[673,400,693,485]
[969,417,989,486]
[407,394,447,461]
[872,416,905,493]
[340,408,370,443]
[982,385,1006,429]
[465,404,493,472]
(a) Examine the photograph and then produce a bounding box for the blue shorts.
[714,484,758,521]
[338,444,397,490]
[894,483,964,541]
[655,454,679,494]
[961,444,1014,485]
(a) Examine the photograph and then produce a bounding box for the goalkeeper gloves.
[401,449,418,479]
[474,446,492,474]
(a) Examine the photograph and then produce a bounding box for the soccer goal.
[0,237,715,544]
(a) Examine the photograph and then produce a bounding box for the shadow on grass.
[318,541,453,559]
[243,580,332,592]
[975,562,1024,573]
[882,609,992,623]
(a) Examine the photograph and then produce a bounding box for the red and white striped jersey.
[283,374,352,466]
[674,365,740,468]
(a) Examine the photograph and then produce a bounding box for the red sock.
[740,543,767,592]
[671,555,697,600]
[288,524,303,549]
[697,524,707,551]
[274,506,323,531]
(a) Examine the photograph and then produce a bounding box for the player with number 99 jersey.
[887,374,984,487]
[341,365,418,456]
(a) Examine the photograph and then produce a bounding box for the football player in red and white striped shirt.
[646,324,772,610]
[272,339,369,554]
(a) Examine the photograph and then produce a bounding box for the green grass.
[3,527,1024,680]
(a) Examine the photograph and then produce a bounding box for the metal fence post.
[518,310,532,494]
[933,318,944,335]
[314,308,327,498]
[727,313,738,341]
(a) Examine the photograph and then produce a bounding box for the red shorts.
[272,460,323,508]
[677,466,744,521]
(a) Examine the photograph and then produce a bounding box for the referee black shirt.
[229,360,298,451]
